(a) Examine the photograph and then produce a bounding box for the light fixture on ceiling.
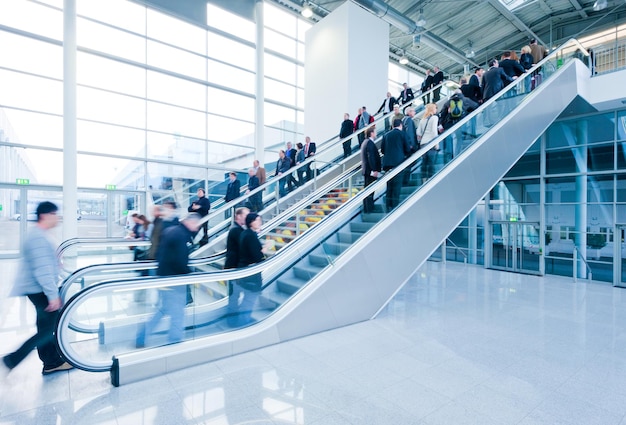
[399,51,409,65]
[416,9,426,27]
[301,3,313,18]
[592,0,607,11]
[466,41,475,59]
[412,34,421,48]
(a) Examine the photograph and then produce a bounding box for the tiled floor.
[3,260,626,424]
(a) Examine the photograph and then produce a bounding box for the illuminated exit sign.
[16,178,30,185]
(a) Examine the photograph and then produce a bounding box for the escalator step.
[293,264,324,280]
[338,231,362,244]
[309,253,336,267]
[361,213,386,222]
[276,276,307,295]
[323,241,351,255]
[350,222,376,233]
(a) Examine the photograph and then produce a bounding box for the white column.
[304,1,388,143]
[255,0,265,165]
[63,0,78,241]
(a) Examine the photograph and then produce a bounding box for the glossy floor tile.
[2,260,626,424]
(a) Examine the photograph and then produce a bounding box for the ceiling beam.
[567,0,588,19]
[485,0,545,45]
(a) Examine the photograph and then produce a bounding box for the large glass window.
[206,32,255,70]
[0,32,62,79]
[78,52,146,98]
[77,0,146,34]
[206,4,255,43]
[77,17,146,63]
[146,101,206,140]
[147,9,206,54]
[147,71,205,111]
[147,40,206,80]
[78,87,146,128]
[0,0,62,40]
[77,121,145,157]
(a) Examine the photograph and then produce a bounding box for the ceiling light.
[593,0,607,11]
[399,54,409,65]
[466,50,475,59]
[301,3,313,18]
[416,9,426,27]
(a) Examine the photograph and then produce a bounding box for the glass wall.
[446,109,626,284]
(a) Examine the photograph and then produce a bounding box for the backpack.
[449,95,463,119]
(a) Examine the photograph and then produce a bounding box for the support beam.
[486,0,545,46]
[567,0,588,19]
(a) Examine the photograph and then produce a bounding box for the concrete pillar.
[63,0,78,241]
[304,1,388,143]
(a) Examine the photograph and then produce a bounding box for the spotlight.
[592,0,607,11]
[416,9,426,27]
[301,3,313,18]
[466,50,475,59]
[399,55,409,65]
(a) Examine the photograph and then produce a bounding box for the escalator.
[56,81,459,294]
[55,40,591,386]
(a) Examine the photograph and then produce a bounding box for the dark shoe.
[42,362,73,375]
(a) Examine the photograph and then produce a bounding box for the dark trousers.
[342,140,352,159]
[199,221,209,246]
[362,174,377,213]
[433,87,442,102]
[384,167,403,210]
[3,292,64,370]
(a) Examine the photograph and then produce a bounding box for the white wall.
[304,1,388,144]
[583,68,626,111]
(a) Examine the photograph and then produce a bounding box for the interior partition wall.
[443,107,626,286]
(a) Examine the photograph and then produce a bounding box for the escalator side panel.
[113,60,589,386]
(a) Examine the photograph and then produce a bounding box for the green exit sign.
[0,205,3,211]
[16,178,30,185]
[509,217,518,222]
[105,184,117,190]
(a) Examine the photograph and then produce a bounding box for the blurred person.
[303,136,316,181]
[136,213,201,348]
[188,188,210,246]
[431,66,445,102]
[499,51,525,82]
[284,142,298,191]
[360,127,381,213]
[274,150,291,196]
[295,142,306,186]
[377,92,397,130]
[340,113,354,158]
[520,45,534,93]
[381,118,411,210]
[468,67,484,103]
[2,201,73,376]
[228,212,267,327]
[224,172,241,219]
[390,104,404,130]
[417,103,440,182]
[355,106,374,145]
[132,214,153,261]
[224,207,250,270]
[439,89,478,162]
[421,69,434,104]
[399,82,414,104]
[253,159,266,185]
[245,168,262,212]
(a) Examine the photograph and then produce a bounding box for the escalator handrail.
[59,162,364,299]
[56,40,588,373]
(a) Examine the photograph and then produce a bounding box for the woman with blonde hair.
[417,103,440,182]
[520,45,534,92]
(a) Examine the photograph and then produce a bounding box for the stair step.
[323,241,351,256]
[338,231,362,244]
[276,275,307,295]
[361,213,386,223]
[350,221,376,233]
[309,253,336,267]
[293,264,324,280]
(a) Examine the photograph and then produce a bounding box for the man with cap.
[136,212,201,348]
[381,119,412,210]
[3,201,73,375]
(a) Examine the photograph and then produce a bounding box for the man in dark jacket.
[224,172,241,218]
[340,113,354,159]
[431,66,445,102]
[360,127,381,213]
[274,150,292,196]
[377,92,397,131]
[381,119,411,210]
[188,187,210,245]
[499,51,525,82]
[224,207,249,270]
[421,70,434,104]
[399,83,414,105]
[245,168,262,212]
[482,59,515,102]
[136,213,201,348]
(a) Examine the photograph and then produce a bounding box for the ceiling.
[271,0,626,76]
